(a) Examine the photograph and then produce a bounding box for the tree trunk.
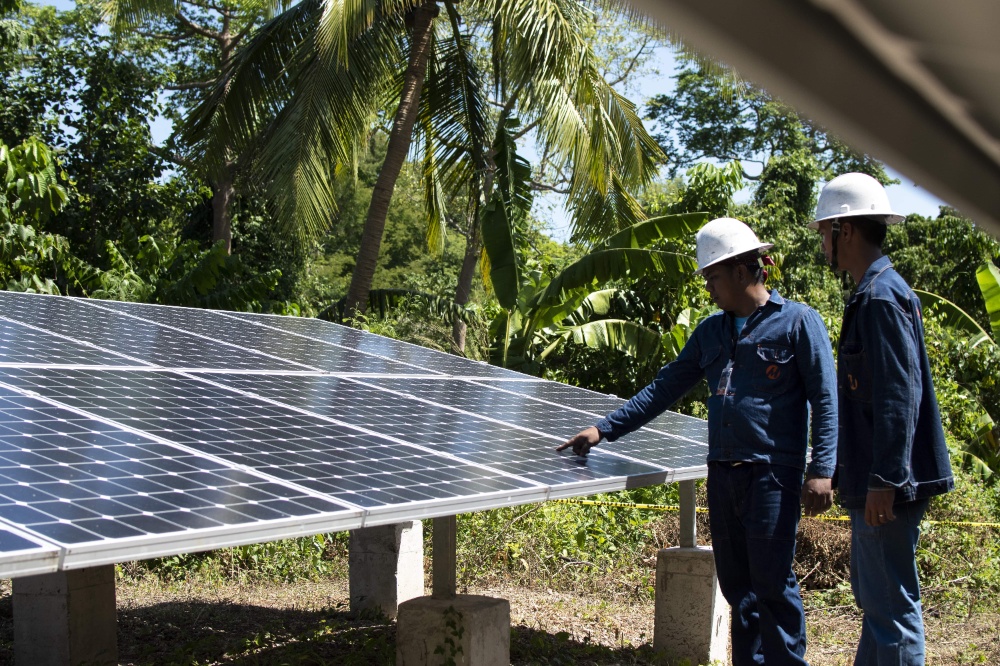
[211,25,237,254]
[212,162,235,253]
[343,1,438,318]
[451,222,481,353]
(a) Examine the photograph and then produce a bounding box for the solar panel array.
[0,291,707,578]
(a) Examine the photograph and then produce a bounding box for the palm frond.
[102,0,177,34]
[417,2,491,200]
[185,0,407,241]
[566,169,647,241]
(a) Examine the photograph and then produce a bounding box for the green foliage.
[646,55,889,186]
[1,2,194,264]
[920,467,1000,616]
[94,235,281,310]
[480,120,533,309]
[0,137,68,223]
[433,606,465,666]
[124,533,348,584]
[921,293,1000,480]
[886,209,1000,332]
[661,161,744,218]
[0,221,105,294]
[321,288,476,328]
[455,485,684,593]
[915,289,992,349]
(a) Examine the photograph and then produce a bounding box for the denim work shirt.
[596,291,837,476]
[837,256,954,509]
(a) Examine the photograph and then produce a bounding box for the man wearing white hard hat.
[812,173,953,665]
[559,217,837,665]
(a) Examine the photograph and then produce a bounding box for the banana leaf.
[976,261,1000,342]
[596,212,709,250]
[536,248,695,306]
[914,288,992,348]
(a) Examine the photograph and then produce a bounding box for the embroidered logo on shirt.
[848,374,859,391]
[766,364,781,380]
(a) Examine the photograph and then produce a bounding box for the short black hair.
[843,216,888,247]
[723,252,767,285]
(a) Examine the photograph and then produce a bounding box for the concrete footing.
[349,520,424,618]
[396,594,510,666]
[13,565,118,666]
[654,546,729,665]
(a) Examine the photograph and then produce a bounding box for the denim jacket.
[596,291,837,476]
[836,256,954,509]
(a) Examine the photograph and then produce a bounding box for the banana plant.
[917,261,1000,478]
[484,199,708,369]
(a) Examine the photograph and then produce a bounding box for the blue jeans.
[708,462,807,666]
[849,498,929,666]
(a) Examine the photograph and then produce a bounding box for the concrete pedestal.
[349,520,424,619]
[653,546,729,665]
[13,565,118,666]
[396,594,510,666]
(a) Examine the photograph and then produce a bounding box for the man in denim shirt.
[558,217,838,666]
[812,173,953,665]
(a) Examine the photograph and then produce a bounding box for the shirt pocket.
[838,343,872,403]
[699,345,723,370]
[753,344,796,393]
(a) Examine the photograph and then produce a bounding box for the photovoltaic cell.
[0,291,299,371]
[0,528,50,553]
[91,300,441,375]
[472,378,627,413]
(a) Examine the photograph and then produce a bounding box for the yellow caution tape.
[551,498,1000,528]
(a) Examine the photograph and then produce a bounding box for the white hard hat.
[809,172,904,229]
[695,217,773,274]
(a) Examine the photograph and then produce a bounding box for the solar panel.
[91,299,444,376]
[0,381,360,567]
[0,291,301,371]
[0,291,708,577]
[221,308,529,378]
[0,316,148,368]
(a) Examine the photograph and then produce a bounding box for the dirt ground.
[1,573,996,665]
[0,520,995,664]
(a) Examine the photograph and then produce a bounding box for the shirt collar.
[854,255,893,296]
[725,290,783,322]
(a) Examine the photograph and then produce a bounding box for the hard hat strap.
[830,219,841,273]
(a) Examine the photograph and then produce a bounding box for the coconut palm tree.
[104,0,664,333]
